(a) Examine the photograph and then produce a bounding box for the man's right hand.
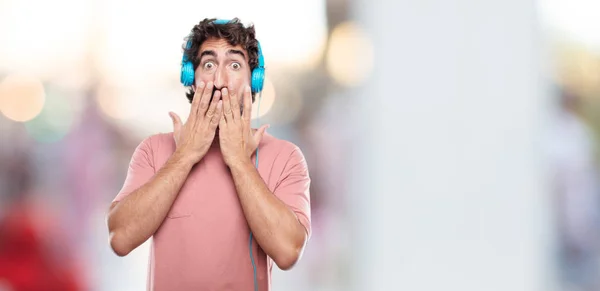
[169,81,223,164]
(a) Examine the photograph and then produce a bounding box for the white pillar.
[348,1,557,290]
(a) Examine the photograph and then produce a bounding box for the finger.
[206,90,221,121]
[198,81,213,115]
[219,104,227,129]
[221,87,233,121]
[253,124,269,144]
[210,100,223,128]
[229,85,241,121]
[242,85,252,122]
[169,111,182,132]
[190,82,204,118]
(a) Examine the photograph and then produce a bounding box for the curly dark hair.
[182,18,259,103]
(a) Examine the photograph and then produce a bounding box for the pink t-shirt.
[113,132,311,291]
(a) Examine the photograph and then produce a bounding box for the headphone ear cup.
[181,61,195,86]
[251,67,265,93]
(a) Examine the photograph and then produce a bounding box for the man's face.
[194,37,251,102]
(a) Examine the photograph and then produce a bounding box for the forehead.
[198,38,247,58]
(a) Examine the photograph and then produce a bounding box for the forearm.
[107,150,196,256]
[229,160,307,270]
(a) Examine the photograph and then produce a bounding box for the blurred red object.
[0,203,83,291]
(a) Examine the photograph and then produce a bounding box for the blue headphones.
[180,19,265,94]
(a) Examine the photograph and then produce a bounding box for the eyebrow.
[227,49,246,60]
[199,49,246,61]
[199,50,217,60]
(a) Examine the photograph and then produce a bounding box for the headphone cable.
[249,90,262,291]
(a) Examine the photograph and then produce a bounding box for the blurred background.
[1,0,600,290]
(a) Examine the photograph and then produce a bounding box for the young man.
[106,18,311,291]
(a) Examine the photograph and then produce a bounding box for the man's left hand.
[218,85,269,167]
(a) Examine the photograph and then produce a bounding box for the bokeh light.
[326,21,374,87]
[553,44,600,98]
[0,74,46,122]
[95,84,138,120]
[271,84,303,126]
[24,88,76,143]
[252,77,276,120]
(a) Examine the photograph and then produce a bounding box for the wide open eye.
[203,61,215,70]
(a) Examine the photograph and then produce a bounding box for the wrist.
[226,157,253,171]
[172,149,201,168]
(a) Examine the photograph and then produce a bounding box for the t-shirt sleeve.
[273,146,312,239]
[113,136,156,203]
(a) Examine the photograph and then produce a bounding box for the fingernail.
[199,81,205,88]
[245,85,251,92]
[222,88,228,95]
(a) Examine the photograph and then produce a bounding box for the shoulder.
[260,132,305,161]
[259,133,308,173]
[137,132,175,152]
[130,132,176,165]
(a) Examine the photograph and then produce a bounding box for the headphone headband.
[213,19,230,25]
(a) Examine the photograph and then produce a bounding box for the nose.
[213,66,229,90]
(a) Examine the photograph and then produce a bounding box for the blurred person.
[106,18,311,291]
[0,145,84,291]
[548,89,600,291]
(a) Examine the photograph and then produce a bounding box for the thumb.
[169,112,182,132]
[253,124,270,143]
